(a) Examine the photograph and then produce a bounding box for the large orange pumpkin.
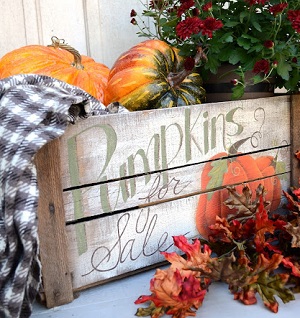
[104,39,205,111]
[196,153,282,239]
[0,37,109,103]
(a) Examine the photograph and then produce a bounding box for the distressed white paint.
[0,0,147,68]
[53,96,291,289]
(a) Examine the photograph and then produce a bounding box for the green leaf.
[232,84,244,100]
[253,272,295,312]
[277,60,292,81]
[224,21,240,28]
[135,301,166,317]
[252,21,262,32]
[206,159,228,200]
[228,49,248,64]
[252,75,264,84]
[239,11,248,23]
[142,11,158,17]
[237,37,252,50]
[219,32,234,43]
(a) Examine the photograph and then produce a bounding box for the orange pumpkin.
[0,37,109,103]
[196,153,282,239]
[104,39,205,111]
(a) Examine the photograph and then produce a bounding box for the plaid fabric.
[0,74,127,318]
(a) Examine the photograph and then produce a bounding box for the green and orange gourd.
[104,39,205,111]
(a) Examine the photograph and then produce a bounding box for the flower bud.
[130,9,137,17]
[264,40,274,49]
[231,79,239,86]
[130,18,137,25]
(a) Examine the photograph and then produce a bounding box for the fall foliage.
[135,183,300,317]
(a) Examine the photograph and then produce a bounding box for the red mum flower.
[176,17,203,40]
[201,17,223,38]
[192,7,200,16]
[264,40,274,49]
[269,3,288,16]
[246,0,267,5]
[253,59,270,74]
[202,2,213,12]
[177,0,195,16]
[288,10,300,33]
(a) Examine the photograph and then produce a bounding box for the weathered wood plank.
[59,96,290,189]
[290,94,300,187]
[66,173,290,290]
[63,147,290,222]
[35,139,74,308]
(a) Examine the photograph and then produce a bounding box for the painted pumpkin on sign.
[104,39,205,111]
[196,152,282,239]
[0,37,109,103]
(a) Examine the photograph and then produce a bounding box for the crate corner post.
[290,94,300,188]
[35,138,74,308]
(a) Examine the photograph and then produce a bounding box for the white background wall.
[0,0,149,68]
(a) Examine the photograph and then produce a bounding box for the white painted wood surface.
[0,0,146,68]
[31,268,300,317]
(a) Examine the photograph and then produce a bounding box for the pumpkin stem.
[167,46,207,88]
[48,36,84,70]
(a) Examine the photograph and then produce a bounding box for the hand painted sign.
[37,96,293,302]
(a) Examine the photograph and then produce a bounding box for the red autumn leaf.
[161,236,212,278]
[282,190,300,212]
[282,257,300,277]
[295,150,300,161]
[135,267,207,318]
[234,286,257,305]
[254,197,275,252]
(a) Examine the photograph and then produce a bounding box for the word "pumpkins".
[196,152,282,239]
[104,39,205,111]
[0,37,109,103]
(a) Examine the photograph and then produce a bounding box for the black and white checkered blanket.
[0,74,126,317]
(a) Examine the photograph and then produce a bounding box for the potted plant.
[130,0,300,101]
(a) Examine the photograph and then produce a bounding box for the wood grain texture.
[59,96,290,189]
[290,94,300,187]
[35,139,74,308]
[35,96,293,305]
[66,174,290,290]
[62,148,290,222]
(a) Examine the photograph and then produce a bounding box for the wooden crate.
[35,94,300,308]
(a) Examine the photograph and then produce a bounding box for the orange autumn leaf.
[284,217,300,248]
[161,235,212,277]
[135,268,207,318]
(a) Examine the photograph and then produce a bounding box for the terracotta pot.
[202,64,275,103]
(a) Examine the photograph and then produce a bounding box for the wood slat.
[59,96,291,189]
[290,94,300,187]
[63,147,290,222]
[35,139,74,308]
